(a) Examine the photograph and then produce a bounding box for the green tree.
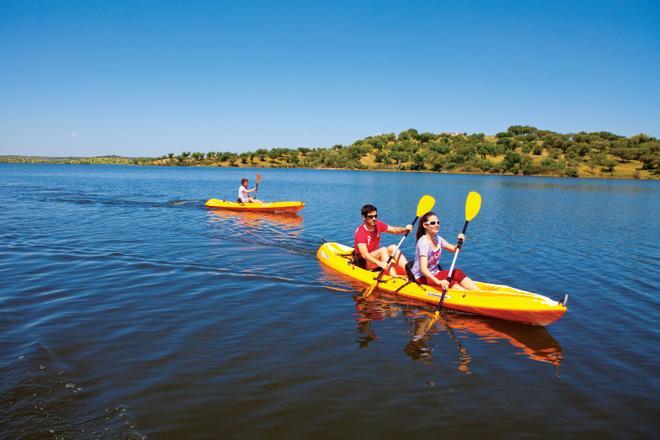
[502,151,522,172]
[398,128,420,142]
[476,142,498,159]
[507,125,538,136]
[602,159,617,173]
[639,153,660,172]
[428,141,450,155]
[410,153,425,170]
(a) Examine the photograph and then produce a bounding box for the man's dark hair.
[361,204,377,217]
[241,178,248,184]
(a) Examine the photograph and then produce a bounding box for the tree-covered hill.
[3,126,658,179]
[152,126,659,179]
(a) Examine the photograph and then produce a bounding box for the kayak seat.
[393,262,420,294]
[404,262,417,283]
[350,251,377,271]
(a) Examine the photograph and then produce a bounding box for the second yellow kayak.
[205,199,305,213]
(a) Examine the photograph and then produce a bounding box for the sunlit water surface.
[1,164,658,438]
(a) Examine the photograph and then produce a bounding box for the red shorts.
[416,269,467,287]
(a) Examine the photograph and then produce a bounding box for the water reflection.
[206,209,303,240]
[353,292,562,373]
[446,314,563,366]
[405,311,472,373]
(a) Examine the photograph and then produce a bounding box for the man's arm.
[386,224,413,234]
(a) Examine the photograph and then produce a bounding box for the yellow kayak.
[205,199,305,213]
[317,242,567,326]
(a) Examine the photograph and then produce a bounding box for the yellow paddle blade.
[465,191,482,221]
[256,173,261,183]
[416,195,436,217]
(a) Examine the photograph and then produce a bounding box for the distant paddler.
[238,177,262,204]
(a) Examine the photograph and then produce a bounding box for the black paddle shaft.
[455,220,469,250]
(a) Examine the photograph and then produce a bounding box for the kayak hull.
[205,199,305,213]
[317,242,567,326]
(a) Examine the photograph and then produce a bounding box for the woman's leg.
[450,269,478,290]
[426,269,470,290]
[418,274,466,290]
[459,277,479,290]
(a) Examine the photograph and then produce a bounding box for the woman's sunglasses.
[424,221,439,226]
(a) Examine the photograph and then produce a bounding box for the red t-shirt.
[354,220,389,254]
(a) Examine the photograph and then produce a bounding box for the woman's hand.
[457,233,465,242]
[434,278,450,290]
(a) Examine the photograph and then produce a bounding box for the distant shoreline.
[1,156,657,181]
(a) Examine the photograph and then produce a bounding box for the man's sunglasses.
[365,214,378,219]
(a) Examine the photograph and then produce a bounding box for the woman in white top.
[238,178,261,203]
[411,211,478,290]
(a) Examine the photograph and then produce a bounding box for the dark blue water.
[1,164,658,438]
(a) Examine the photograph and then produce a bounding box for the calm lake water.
[1,164,658,438]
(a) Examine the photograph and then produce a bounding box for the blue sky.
[1,0,659,156]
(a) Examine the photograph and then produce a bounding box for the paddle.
[255,173,261,192]
[438,191,482,310]
[363,195,435,297]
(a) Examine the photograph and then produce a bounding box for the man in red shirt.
[354,204,413,276]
